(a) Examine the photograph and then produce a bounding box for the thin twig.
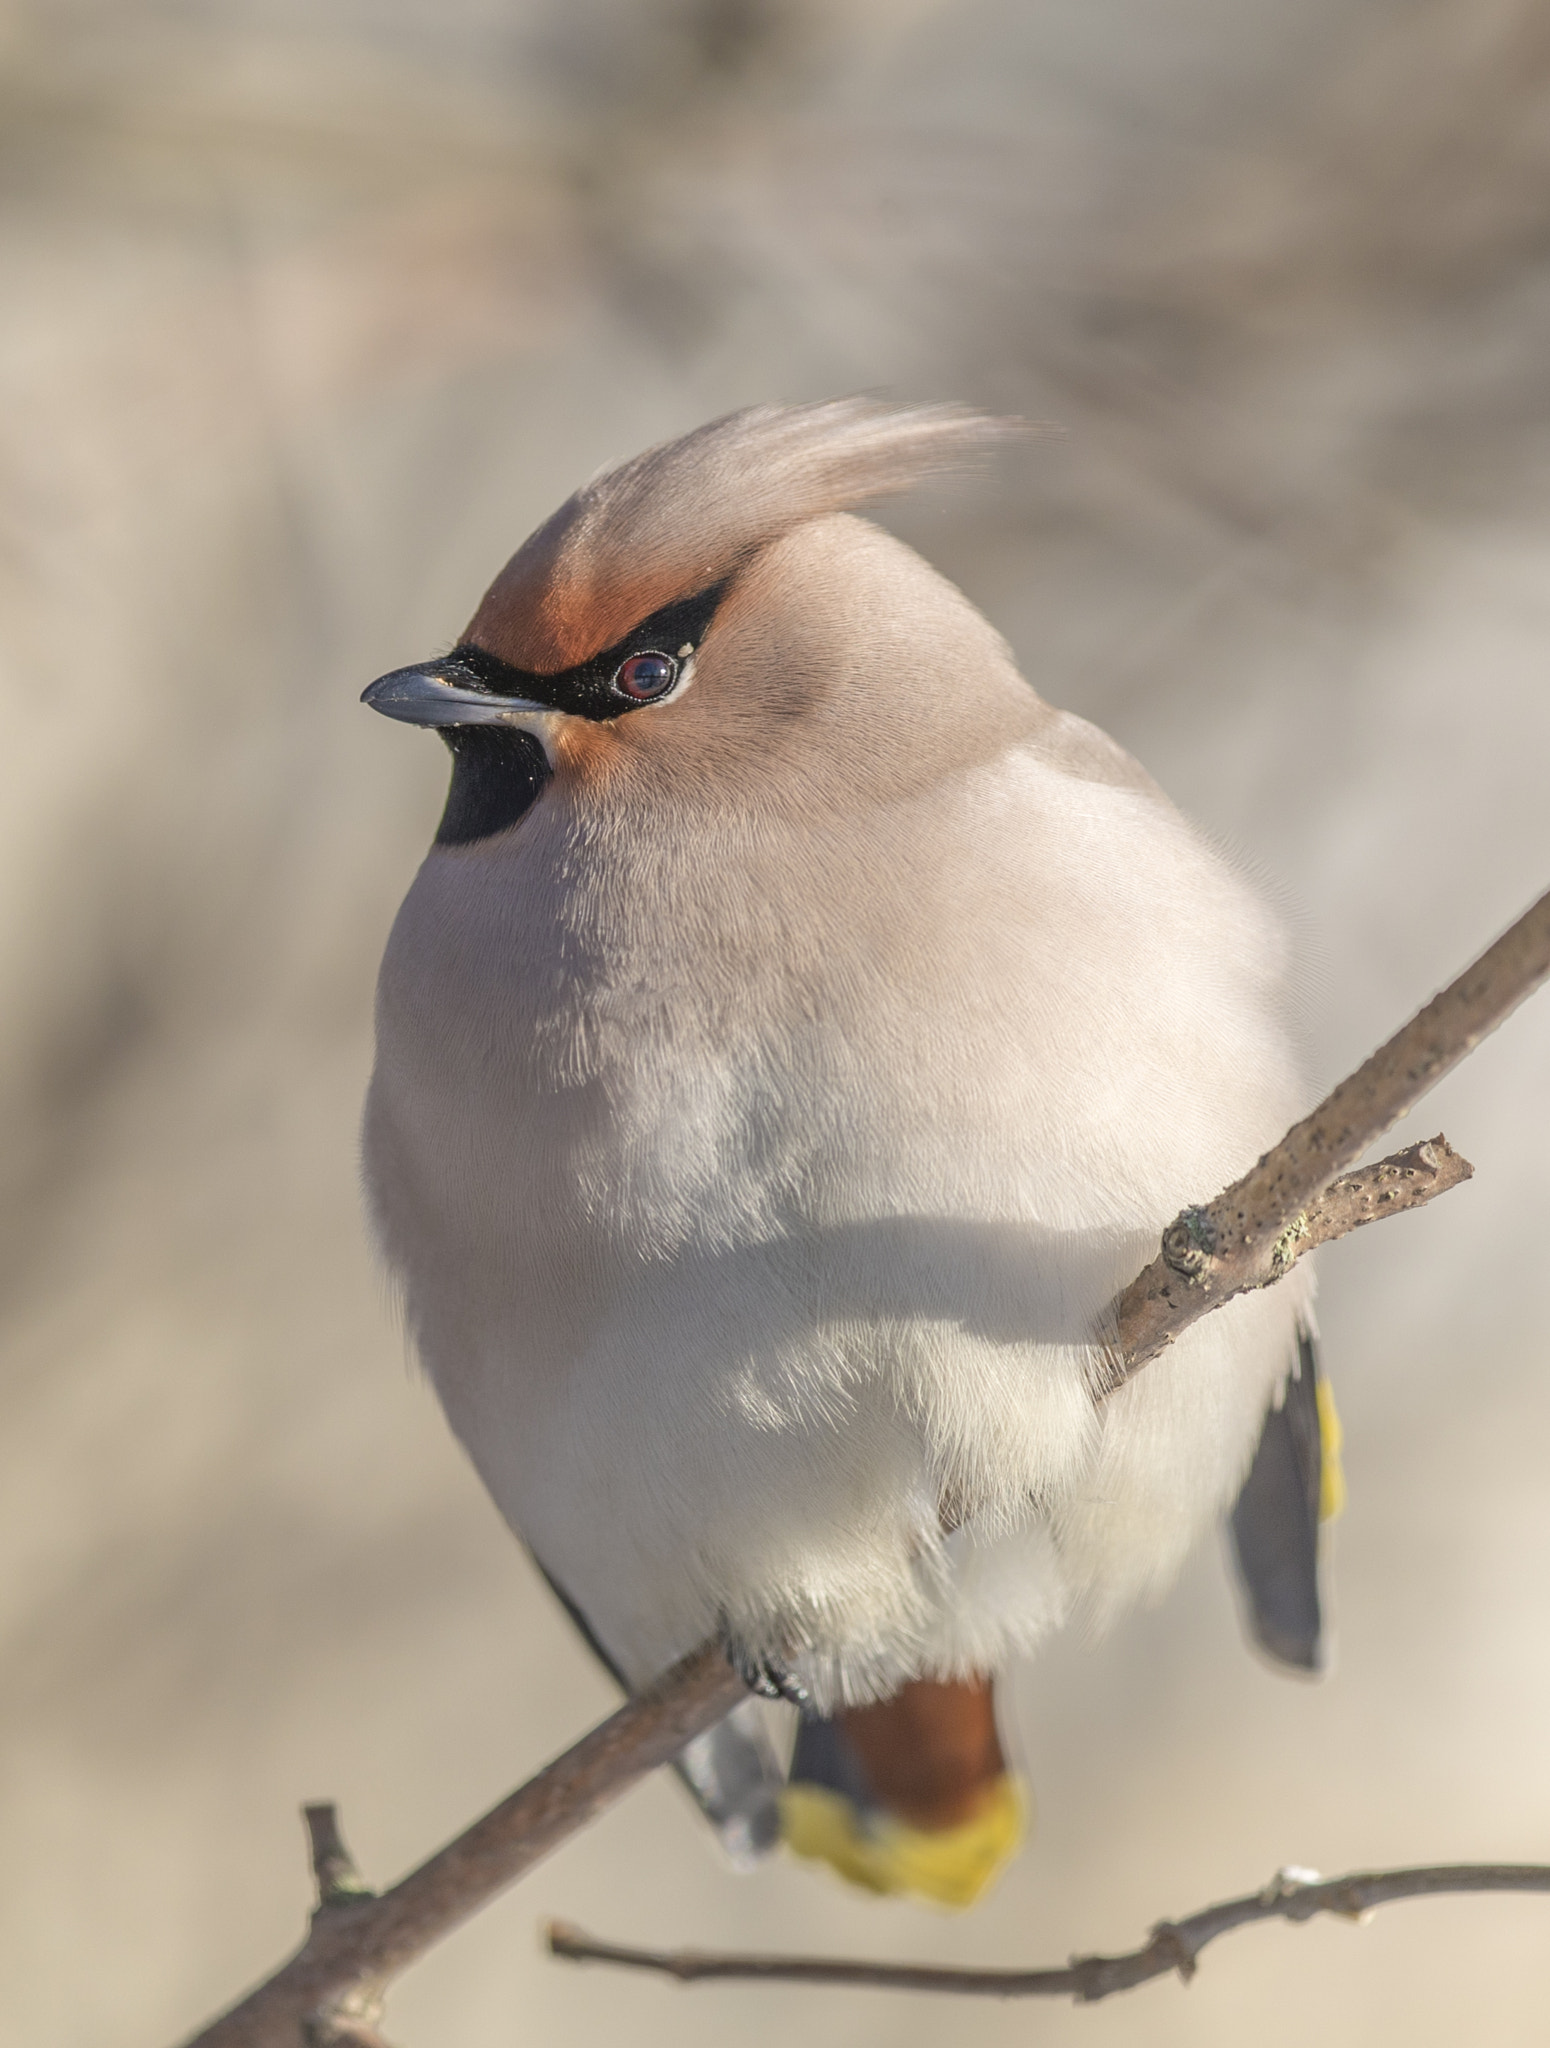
[1275,1135,1471,1256]
[1113,886,1550,1380]
[177,1646,746,2047]
[169,885,1550,2046]
[548,1862,1550,2001]
[304,1806,375,1909]
[298,1810,397,2046]
[307,2022,398,2048]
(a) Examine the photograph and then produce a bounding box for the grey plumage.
[673,1706,784,1867]
[531,1545,783,1860]
[1229,1328,1327,1674]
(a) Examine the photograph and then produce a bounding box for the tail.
[781,1675,1025,1907]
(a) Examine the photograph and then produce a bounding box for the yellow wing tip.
[1317,1377,1346,1522]
[779,1777,1027,1908]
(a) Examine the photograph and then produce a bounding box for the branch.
[547,1862,1550,2000]
[1112,885,1550,1381]
[170,885,1550,2045]
[177,1645,745,2047]
[1274,1135,1472,1254]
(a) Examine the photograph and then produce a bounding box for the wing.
[530,1550,782,1866]
[1227,1325,1338,1673]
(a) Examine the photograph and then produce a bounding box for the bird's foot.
[720,1624,811,1708]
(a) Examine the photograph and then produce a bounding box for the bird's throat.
[436,727,552,846]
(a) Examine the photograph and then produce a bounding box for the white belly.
[364,744,1309,1706]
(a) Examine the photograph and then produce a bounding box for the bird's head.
[363,399,1020,845]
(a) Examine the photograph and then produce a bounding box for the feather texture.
[363,408,1312,1715]
[464,398,1010,672]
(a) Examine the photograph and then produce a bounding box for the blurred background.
[2,0,1549,2041]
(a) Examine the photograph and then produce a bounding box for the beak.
[361,659,551,729]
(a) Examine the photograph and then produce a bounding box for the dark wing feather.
[530,1550,782,1864]
[1228,1325,1326,1673]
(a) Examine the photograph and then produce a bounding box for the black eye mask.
[423,581,726,724]
[449,580,726,720]
[362,581,728,847]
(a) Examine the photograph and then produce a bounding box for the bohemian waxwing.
[361,400,1338,1906]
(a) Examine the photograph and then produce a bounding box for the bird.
[360,399,1337,1907]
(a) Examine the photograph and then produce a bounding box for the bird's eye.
[612,651,679,703]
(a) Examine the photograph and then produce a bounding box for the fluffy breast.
[363,715,1306,1698]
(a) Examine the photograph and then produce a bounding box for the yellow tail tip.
[778,1776,1027,1908]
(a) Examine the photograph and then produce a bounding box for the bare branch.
[1114,886,1550,1381]
[304,1806,375,1910]
[548,1861,1550,2001]
[306,2021,399,2048]
[177,1646,745,2048]
[1287,1135,1472,1254]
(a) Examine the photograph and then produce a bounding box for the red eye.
[613,651,679,702]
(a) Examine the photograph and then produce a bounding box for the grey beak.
[362,661,550,729]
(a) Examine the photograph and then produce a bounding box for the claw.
[763,1660,811,1709]
[719,1625,810,1708]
